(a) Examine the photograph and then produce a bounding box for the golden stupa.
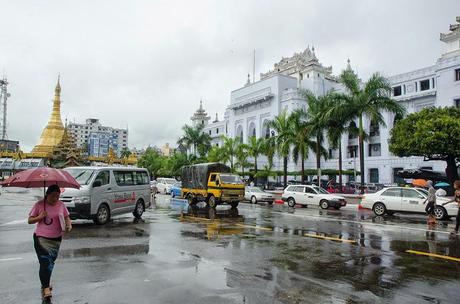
[31,76,65,156]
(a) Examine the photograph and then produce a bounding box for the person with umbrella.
[28,184,72,300]
[2,167,80,301]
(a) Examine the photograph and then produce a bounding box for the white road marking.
[0,257,23,262]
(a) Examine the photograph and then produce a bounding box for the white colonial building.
[196,17,460,185]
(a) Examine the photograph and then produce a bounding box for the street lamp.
[348,153,357,194]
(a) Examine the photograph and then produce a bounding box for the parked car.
[360,187,457,220]
[281,184,347,209]
[156,177,177,194]
[170,182,182,198]
[245,187,275,204]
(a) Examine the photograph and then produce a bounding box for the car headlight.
[74,196,91,204]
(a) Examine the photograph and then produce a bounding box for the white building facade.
[198,18,460,185]
[68,118,128,157]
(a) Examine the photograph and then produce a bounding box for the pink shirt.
[29,200,69,238]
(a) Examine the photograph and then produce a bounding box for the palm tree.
[120,147,132,158]
[290,110,317,183]
[220,136,239,171]
[177,124,211,157]
[268,111,294,188]
[301,90,331,186]
[337,69,406,193]
[247,136,265,184]
[235,143,251,177]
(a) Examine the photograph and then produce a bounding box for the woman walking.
[423,180,437,225]
[443,180,460,235]
[28,184,72,300]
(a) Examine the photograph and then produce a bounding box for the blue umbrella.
[435,182,450,187]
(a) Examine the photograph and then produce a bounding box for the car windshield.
[165,179,176,185]
[249,187,263,193]
[417,188,428,196]
[312,186,329,194]
[220,174,243,184]
[64,168,95,185]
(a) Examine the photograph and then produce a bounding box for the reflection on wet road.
[1,193,460,304]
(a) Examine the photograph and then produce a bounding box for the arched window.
[236,125,243,142]
[248,122,256,141]
[262,120,270,139]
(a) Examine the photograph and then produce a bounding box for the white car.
[281,184,347,209]
[156,177,177,194]
[360,187,457,220]
[245,187,275,204]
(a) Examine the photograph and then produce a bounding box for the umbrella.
[1,167,80,225]
[412,179,427,187]
[435,182,450,187]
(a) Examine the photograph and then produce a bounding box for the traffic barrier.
[274,199,284,205]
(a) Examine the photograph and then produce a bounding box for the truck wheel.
[186,194,196,205]
[207,195,217,208]
[93,204,110,225]
[287,197,296,207]
[230,202,239,209]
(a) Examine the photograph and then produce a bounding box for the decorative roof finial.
[199,99,203,110]
[311,45,317,61]
[55,74,61,94]
[346,58,352,71]
[246,73,251,86]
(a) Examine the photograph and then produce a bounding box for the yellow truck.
[181,163,245,208]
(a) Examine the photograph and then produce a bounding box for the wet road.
[1,190,460,304]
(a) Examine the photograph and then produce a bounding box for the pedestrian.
[443,180,460,235]
[28,184,72,300]
[423,180,437,225]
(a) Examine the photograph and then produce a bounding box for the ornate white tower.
[190,100,211,127]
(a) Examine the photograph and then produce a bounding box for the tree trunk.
[445,155,459,195]
[254,155,258,185]
[338,140,343,193]
[316,134,321,187]
[283,156,288,188]
[301,151,305,183]
[358,115,365,194]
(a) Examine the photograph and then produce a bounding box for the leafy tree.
[220,136,239,171]
[300,90,331,186]
[120,147,132,158]
[247,136,265,184]
[290,109,318,183]
[177,124,211,157]
[268,111,294,188]
[207,145,225,163]
[235,143,251,177]
[389,107,460,186]
[138,148,166,179]
[337,69,405,193]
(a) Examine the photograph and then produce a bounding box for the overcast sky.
[0,0,458,152]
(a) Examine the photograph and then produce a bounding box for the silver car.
[245,187,275,204]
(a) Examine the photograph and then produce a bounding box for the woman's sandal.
[42,287,52,298]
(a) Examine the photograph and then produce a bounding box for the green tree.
[301,90,331,186]
[120,147,132,158]
[235,143,251,177]
[290,110,317,183]
[207,145,225,163]
[220,136,239,171]
[389,107,460,186]
[247,136,265,184]
[138,148,166,179]
[268,111,294,188]
[177,124,211,157]
[337,69,406,193]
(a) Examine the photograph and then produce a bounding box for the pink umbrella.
[1,167,80,224]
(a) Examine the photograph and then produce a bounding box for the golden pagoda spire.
[31,75,65,156]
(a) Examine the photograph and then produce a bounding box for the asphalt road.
[1,191,460,304]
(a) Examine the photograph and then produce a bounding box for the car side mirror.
[93,180,102,188]
[216,180,220,186]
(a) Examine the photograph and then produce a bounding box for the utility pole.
[0,78,10,140]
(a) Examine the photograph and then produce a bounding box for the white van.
[156,177,177,194]
[61,166,151,224]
